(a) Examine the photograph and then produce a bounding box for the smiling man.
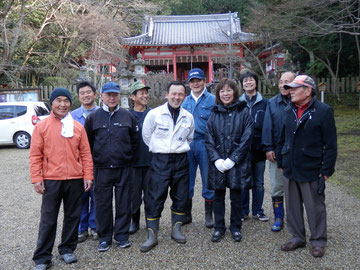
[141,81,195,252]
[128,81,152,234]
[30,88,93,270]
[262,71,296,232]
[84,82,138,252]
[72,81,99,243]
[276,75,337,257]
[182,68,215,228]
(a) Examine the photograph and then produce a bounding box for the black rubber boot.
[140,218,159,252]
[129,209,140,234]
[171,211,186,244]
[205,200,214,228]
[182,199,192,225]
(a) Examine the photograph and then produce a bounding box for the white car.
[0,101,50,149]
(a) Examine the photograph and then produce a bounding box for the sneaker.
[253,213,269,222]
[117,240,131,248]
[98,241,110,252]
[90,228,98,240]
[58,253,77,264]
[78,230,88,242]
[241,214,249,222]
[33,262,52,270]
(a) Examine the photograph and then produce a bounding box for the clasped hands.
[214,158,235,173]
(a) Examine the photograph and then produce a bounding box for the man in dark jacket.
[85,82,138,252]
[128,81,152,234]
[262,71,295,232]
[276,75,337,258]
[239,71,269,222]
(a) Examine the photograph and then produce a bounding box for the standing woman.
[205,78,253,242]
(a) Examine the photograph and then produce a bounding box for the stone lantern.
[132,52,146,83]
[117,62,133,109]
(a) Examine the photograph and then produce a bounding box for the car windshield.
[34,103,50,116]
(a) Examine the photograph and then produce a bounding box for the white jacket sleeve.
[142,111,155,147]
[187,115,195,144]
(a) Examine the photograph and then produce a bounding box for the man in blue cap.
[84,81,138,252]
[182,68,215,228]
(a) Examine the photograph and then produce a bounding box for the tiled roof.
[123,13,258,46]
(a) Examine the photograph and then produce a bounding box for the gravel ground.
[0,145,359,270]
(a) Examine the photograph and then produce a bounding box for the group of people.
[29,67,337,270]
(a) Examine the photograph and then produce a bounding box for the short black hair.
[215,78,240,105]
[239,71,259,91]
[76,81,96,95]
[166,81,186,93]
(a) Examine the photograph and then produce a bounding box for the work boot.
[204,200,214,228]
[171,211,186,244]
[129,209,140,234]
[182,199,192,225]
[140,218,159,252]
[271,196,284,232]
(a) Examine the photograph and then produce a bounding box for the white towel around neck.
[60,113,74,138]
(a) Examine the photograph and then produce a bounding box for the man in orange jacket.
[30,88,94,270]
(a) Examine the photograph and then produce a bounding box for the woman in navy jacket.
[205,78,253,243]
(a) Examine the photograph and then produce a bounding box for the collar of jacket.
[213,100,247,112]
[276,93,290,105]
[239,92,263,106]
[102,104,120,113]
[189,87,210,101]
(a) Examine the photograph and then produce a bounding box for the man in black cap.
[30,88,94,270]
[85,82,138,252]
[276,75,337,258]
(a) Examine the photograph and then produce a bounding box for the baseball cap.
[284,75,316,89]
[129,81,150,94]
[102,82,120,94]
[188,68,206,81]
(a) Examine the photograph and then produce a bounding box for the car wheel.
[14,132,31,149]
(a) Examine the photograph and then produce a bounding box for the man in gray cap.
[85,82,138,252]
[128,81,152,234]
[276,75,337,258]
[30,88,94,269]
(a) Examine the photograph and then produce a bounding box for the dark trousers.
[93,167,131,243]
[131,166,150,215]
[146,153,189,218]
[33,179,83,265]
[78,186,96,232]
[284,178,327,247]
[213,189,242,233]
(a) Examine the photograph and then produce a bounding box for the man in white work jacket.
[140,81,195,252]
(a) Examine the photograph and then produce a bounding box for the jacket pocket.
[199,105,212,120]
[303,148,323,158]
[154,124,170,138]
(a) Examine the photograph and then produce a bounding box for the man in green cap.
[128,81,152,234]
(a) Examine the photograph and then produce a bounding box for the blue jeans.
[78,186,96,232]
[188,139,214,200]
[241,160,266,216]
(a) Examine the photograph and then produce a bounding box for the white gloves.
[215,159,227,173]
[224,158,235,170]
[215,158,235,173]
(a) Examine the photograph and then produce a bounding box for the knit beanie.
[49,88,72,105]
